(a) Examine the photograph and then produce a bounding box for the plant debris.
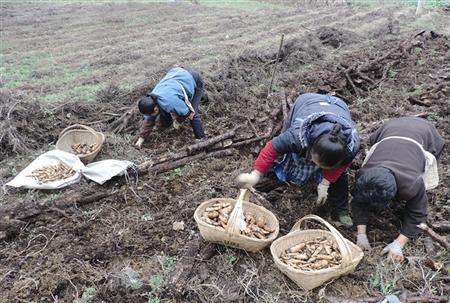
[201,201,275,239]
[28,162,75,183]
[280,236,342,271]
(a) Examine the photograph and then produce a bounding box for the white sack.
[6,150,84,189]
[83,160,134,185]
[6,150,134,189]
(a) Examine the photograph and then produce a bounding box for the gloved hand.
[236,170,262,188]
[135,137,144,148]
[139,120,153,139]
[381,240,404,262]
[173,119,181,130]
[356,233,372,250]
[316,179,330,205]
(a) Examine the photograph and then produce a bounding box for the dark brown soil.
[1,2,449,303]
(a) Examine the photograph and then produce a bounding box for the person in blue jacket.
[136,67,206,146]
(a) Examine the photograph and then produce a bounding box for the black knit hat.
[353,167,397,211]
[138,94,156,115]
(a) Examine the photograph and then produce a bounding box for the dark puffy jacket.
[272,93,360,164]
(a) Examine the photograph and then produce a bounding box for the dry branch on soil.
[338,31,441,97]
[417,223,450,251]
[148,149,234,174]
[431,221,450,233]
[0,94,48,156]
[109,107,138,134]
[138,130,236,172]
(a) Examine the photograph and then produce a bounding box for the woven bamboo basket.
[56,124,105,164]
[270,215,364,290]
[194,189,279,252]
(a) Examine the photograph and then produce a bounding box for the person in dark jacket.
[352,117,444,262]
[136,67,206,147]
[238,93,360,226]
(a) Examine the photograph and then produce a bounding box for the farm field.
[1,1,449,302]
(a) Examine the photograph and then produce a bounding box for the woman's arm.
[253,140,279,174]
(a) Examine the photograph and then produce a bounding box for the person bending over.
[238,93,360,227]
[352,116,444,262]
[136,67,206,147]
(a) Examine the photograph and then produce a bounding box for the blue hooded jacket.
[150,67,196,117]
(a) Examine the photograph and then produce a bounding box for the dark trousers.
[328,171,349,214]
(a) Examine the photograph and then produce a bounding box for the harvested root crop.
[71,142,98,155]
[201,202,275,239]
[280,236,342,271]
[28,162,75,183]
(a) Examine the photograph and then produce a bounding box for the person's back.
[364,116,444,199]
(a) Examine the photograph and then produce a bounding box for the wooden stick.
[138,130,236,171]
[281,90,288,122]
[230,134,270,148]
[110,107,137,133]
[186,129,236,154]
[418,223,450,251]
[268,34,285,96]
[431,221,450,233]
[148,149,234,174]
[340,67,361,98]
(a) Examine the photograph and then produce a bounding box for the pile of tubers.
[280,236,342,271]
[201,201,275,239]
[71,142,98,155]
[28,162,75,183]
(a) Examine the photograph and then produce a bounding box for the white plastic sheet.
[83,159,134,185]
[6,150,134,189]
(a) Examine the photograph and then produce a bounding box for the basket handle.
[291,215,353,266]
[226,188,250,236]
[59,124,99,139]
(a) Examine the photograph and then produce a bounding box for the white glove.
[356,233,372,250]
[316,179,330,205]
[236,170,261,188]
[135,137,144,148]
[381,240,404,262]
[173,120,181,130]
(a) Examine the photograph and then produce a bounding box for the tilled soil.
[1,3,449,303]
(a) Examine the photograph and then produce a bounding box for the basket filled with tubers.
[270,215,363,290]
[194,189,279,252]
[56,124,105,163]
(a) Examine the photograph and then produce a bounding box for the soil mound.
[316,26,360,48]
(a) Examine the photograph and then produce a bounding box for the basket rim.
[270,229,364,275]
[55,129,105,158]
[194,197,280,243]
